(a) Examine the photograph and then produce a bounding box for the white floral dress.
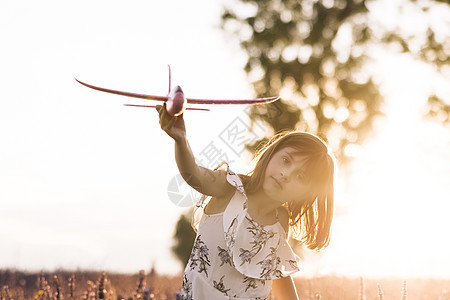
[180,163,301,300]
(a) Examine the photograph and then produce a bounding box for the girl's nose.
[280,169,290,181]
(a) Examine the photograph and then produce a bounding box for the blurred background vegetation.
[1,269,450,299]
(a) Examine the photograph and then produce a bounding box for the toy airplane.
[75,65,280,116]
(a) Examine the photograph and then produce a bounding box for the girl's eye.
[297,172,306,182]
[282,156,290,164]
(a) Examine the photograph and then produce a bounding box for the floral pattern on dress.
[246,217,276,254]
[217,246,233,267]
[287,259,301,271]
[224,217,238,250]
[213,275,231,296]
[243,276,266,292]
[256,240,284,279]
[189,234,211,277]
[180,274,193,300]
[238,247,255,266]
[237,216,276,267]
[226,168,246,195]
[194,193,207,210]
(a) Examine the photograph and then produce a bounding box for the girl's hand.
[155,103,186,141]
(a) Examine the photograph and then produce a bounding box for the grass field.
[1,269,449,299]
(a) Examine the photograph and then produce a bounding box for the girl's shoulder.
[204,192,234,215]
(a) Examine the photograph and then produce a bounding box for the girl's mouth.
[271,176,282,189]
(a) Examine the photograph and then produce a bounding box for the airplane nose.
[174,85,183,93]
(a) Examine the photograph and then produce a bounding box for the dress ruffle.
[192,163,301,280]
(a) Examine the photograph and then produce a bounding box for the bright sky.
[0,0,253,275]
[1,0,450,279]
[302,52,450,279]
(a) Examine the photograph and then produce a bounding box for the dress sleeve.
[191,193,210,233]
[191,161,229,233]
[222,164,301,280]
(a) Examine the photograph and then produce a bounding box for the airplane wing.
[186,96,280,105]
[75,78,280,105]
[75,78,168,101]
[124,104,209,111]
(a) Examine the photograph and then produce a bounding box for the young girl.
[156,103,335,300]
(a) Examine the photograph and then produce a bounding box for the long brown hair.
[239,130,336,250]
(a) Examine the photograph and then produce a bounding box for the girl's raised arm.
[156,104,234,197]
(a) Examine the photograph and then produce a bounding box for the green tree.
[171,208,196,269]
[221,0,450,159]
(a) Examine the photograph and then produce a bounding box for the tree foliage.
[171,208,196,269]
[221,0,450,159]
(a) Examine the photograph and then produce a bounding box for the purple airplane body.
[75,65,280,116]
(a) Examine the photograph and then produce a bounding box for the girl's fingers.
[161,116,176,133]
[156,103,166,115]
[158,103,177,132]
[159,103,170,123]
[165,116,176,131]
[156,103,182,139]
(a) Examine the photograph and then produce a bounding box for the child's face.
[262,146,312,205]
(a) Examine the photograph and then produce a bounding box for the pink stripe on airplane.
[75,78,168,101]
[124,104,210,111]
[186,96,279,105]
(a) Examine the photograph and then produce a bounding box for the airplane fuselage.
[166,85,186,116]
